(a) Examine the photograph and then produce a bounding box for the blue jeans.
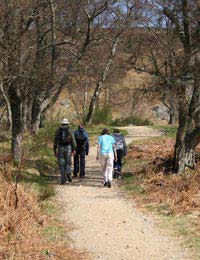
[58,145,72,183]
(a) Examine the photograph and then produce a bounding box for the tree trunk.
[168,104,176,124]
[173,96,189,173]
[0,83,12,131]
[9,92,22,163]
[85,35,120,125]
[173,81,200,173]
[6,103,12,131]
[21,98,28,131]
[174,139,196,173]
[27,99,33,131]
[48,0,56,74]
[31,102,41,135]
[85,92,99,125]
[169,111,175,124]
[31,112,41,135]
[83,80,88,117]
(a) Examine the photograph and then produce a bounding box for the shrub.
[112,116,153,126]
[92,105,112,125]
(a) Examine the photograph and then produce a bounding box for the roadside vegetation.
[122,125,200,259]
[0,124,87,260]
[0,121,127,259]
[112,116,153,127]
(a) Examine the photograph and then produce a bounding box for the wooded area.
[0,0,199,173]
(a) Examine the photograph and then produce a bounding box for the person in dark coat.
[53,118,77,184]
[73,125,89,178]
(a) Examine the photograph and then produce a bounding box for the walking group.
[53,118,127,187]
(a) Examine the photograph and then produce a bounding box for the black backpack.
[58,128,72,145]
[75,131,86,146]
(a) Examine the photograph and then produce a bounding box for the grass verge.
[0,124,87,260]
[121,128,200,259]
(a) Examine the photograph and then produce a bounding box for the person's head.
[101,128,110,135]
[113,128,120,133]
[61,118,70,126]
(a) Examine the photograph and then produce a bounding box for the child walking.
[96,128,117,188]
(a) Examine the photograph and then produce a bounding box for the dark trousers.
[114,149,124,172]
[74,150,86,177]
[58,145,71,184]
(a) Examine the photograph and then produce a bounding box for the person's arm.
[111,136,117,161]
[96,144,100,160]
[85,131,89,155]
[123,135,127,156]
[70,130,77,155]
[113,143,117,161]
[96,136,101,160]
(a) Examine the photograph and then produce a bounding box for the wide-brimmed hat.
[61,118,70,125]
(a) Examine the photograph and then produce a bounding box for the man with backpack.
[73,125,89,178]
[53,118,77,184]
[112,129,127,179]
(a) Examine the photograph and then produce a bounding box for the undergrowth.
[112,116,153,126]
[0,124,86,260]
[122,132,200,258]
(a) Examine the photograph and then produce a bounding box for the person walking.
[96,128,117,188]
[112,129,127,179]
[73,125,89,178]
[53,118,77,184]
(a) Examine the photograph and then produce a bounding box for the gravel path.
[56,126,192,260]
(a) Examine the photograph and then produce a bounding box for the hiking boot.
[107,181,111,188]
[67,174,72,182]
[61,178,66,185]
[113,173,117,178]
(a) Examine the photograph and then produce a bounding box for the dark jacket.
[74,128,89,155]
[53,126,77,153]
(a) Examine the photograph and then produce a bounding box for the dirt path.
[56,126,192,260]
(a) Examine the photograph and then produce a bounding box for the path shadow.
[50,166,105,188]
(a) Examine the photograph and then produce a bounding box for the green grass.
[43,223,66,243]
[22,172,55,201]
[146,203,172,216]
[125,183,146,195]
[152,124,178,138]
[156,213,200,259]
[86,124,128,137]
[122,173,146,195]
[112,116,153,127]
[40,200,59,216]
[124,158,149,171]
